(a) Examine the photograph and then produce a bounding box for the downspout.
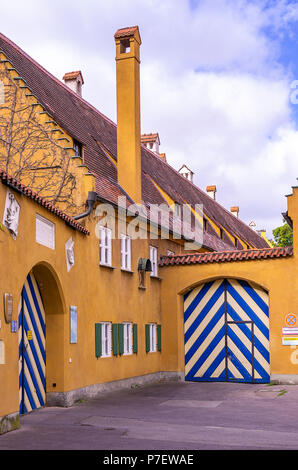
[73,191,97,220]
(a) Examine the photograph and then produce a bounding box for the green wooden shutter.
[133,324,138,353]
[118,323,124,355]
[112,323,119,356]
[157,324,161,351]
[95,323,102,358]
[145,324,150,353]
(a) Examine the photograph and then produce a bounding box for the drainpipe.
[73,191,97,220]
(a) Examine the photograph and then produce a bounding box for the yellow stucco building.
[0,26,297,435]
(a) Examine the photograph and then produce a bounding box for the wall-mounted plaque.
[0,341,5,364]
[36,213,55,249]
[70,306,77,344]
[3,293,13,324]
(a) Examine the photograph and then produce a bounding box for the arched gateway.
[18,271,46,414]
[184,278,270,383]
[18,264,65,415]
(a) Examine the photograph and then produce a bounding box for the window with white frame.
[99,226,112,266]
[174,203,181,218]
[123,322,133,355]
[149,323,157,352]
[149,245,158,277]
[36,214,55,250]
[120,234,131,271]
[101,322,112,357]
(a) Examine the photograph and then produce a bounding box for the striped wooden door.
[226,279,270,383]
[184,279,270,383]
[18,272,46,414]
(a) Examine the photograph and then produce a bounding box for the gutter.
[73,191,97,220]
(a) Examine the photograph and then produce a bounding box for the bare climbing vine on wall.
[0,55,78,213]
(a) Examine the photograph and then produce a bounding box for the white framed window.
[174,203,181,218]
[100,226,112,266]
[36,214,55,250]
[101,322,112,357]
[149,323,157,352]
[149,245,158,277]
[120,234,131,271]
[123,322,133,355]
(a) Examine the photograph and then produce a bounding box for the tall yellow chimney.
[114,26,142,203]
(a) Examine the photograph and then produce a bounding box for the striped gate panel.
[227,322,253,382]
[18,272,46,414]
[184,279,270,384]
[226,279,270,383]
[184,280,226,382]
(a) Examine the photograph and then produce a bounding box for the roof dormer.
[141,133,160,154]
[179,165,194,183]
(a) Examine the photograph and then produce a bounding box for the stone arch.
[179,274,269,297]
[18,261,66,413]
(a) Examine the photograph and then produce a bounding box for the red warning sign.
[285,313,297,327]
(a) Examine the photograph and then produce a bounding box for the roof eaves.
[159,246,293,267]
[0,170,90,235]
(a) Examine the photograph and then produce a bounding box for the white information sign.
[282,337,298,346]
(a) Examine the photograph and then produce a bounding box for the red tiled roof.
[0,170,90,235]
[0,31,269,252]
[114,26,140,39]
[63,71,84,84]
[141,133,160,144]
[159,246,293,266]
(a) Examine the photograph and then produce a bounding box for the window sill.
[150,275,162,281]
[121,269,134,274]
[99,263,115,270]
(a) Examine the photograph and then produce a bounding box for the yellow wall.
[160,255,298,376]
[159,187,298,379]
[0,181,183,421]
[1,148,298,428]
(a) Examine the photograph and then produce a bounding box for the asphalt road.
[1,381,298,454]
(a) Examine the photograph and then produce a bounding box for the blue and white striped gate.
[18,272,46,414]
[184,279,270,383]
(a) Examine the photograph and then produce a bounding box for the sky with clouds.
[1,0,298,237]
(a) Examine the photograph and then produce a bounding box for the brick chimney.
[230,206,239,218]
[63,71,84,96]
[206,185,216,200]
[114,26,142,203]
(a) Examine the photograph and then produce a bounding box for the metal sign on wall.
[282,314,298,345]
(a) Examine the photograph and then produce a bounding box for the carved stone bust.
[65,237,75,272]
[3,191,20,239]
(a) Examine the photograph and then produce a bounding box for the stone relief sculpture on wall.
[65,237,75,272]
[3,190,20,239]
